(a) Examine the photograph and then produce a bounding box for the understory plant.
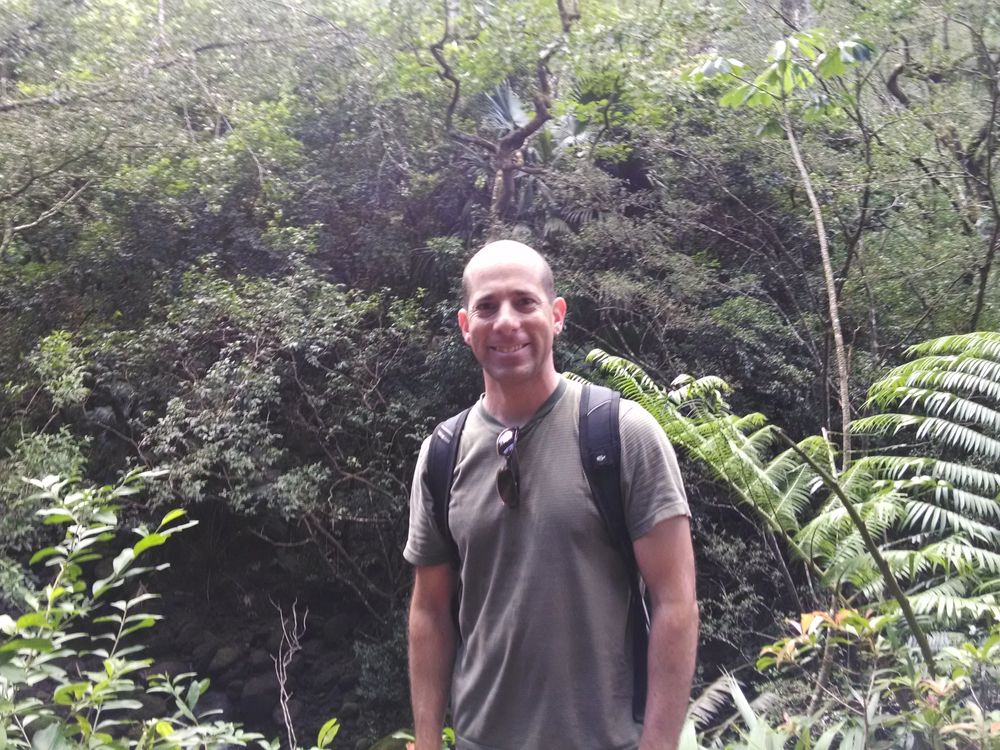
[678,612,999,749]
[583,331,1000,747]
[0,470,342,750]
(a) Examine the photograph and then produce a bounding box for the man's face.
[458,254,566,389]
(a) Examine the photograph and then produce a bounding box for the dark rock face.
[249,649,270,669]
[271,697,304,727]
[201,689,235,717]
[140,514,380,748]
[339,701,360,720]
[241,673,280,717]
[208,645,243,675]
[191,634,221,672]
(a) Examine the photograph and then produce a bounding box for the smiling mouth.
[492,343,528,353]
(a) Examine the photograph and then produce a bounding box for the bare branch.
[1,132,109,203]
[556,0,580,33]
[271,599,308,750]
[0,179,92,258]
[428,39,496,152]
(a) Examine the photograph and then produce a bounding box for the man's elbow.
[654,593,699,641]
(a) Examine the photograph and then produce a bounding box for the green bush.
[0,470,342,750]
[0,429,89,554]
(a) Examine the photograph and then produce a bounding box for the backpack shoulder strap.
[579,383,626,554]
[426,406,472,566]
[579,382,649,722]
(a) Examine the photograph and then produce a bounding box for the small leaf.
[112,548,135,575]
[99,699,143,711]
[133,534,166,556]
[0,638,54,654]
[31,723,61,750]
[317,717,341,748]
[122,617,157,637]
[154,721,174,737]
[74,715,92,738]
[755,117,783,138]
[159,509,187,528]
[53,681,90,705]
[0,614,16,635]
[719,83,753,108]
[29,548,61,565]
[185,679,202,709]
[16,612,50,630]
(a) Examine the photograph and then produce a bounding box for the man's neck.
[482,370,561,427]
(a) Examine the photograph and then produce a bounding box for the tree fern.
[581,331,1000,627]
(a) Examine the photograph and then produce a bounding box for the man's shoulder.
[556,378,665,442]
[618,395,666,439]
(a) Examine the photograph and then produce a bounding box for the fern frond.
[880,548,933,581]
[686,673,735,729]
[877,369,1000,405]
[586,331,1000,630]
[668,375,732,406]
[587,349,665,398]
[821,532,869,583]
[905,331,1000,359]
[856,457,1000,495]
[903,500,1000,543]
[932,486,1000,523]
[851,413,921,436]
[856,414,1000,459]
[907,579,1000,620]
[923,538,1000,575]
[852,455,934,480]
[867,388,1000,433]
[863,492,908,538]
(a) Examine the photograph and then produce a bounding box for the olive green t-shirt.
[404,379,690,750]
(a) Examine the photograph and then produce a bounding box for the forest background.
[1,0,999,747]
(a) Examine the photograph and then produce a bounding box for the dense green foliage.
[2,0,999,743]
[587,332,1000,746]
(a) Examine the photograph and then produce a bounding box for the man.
[404,240,698,750]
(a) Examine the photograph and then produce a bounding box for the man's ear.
[552,297,567,335]
[457,307,472,345]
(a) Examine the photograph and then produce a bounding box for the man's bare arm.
[408,563,458,750]
[634,514,699,750]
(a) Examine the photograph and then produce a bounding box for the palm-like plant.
[474,81,598,233]
[581,331,1000,628]
[848,332,1000,621]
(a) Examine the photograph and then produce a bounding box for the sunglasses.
[496,426,520,507]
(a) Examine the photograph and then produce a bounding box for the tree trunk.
[783,110,852,468]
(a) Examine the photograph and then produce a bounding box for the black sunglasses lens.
[496,428,520,507]
[497,428,517,457]
[496,464,519,507]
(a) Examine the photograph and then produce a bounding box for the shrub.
[0,470,342,750]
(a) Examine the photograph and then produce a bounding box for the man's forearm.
[408,602,457,750]
[638,598,699,750]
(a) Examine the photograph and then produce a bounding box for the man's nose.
[495,301,521,331]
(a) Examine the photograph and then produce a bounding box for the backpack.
[424,382,650,722]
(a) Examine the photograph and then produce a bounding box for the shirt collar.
[477,377,568,432]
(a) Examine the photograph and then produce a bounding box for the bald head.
[462,241,555,305]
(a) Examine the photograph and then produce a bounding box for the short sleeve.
[403,435,455,567]
[619,400,690,540]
